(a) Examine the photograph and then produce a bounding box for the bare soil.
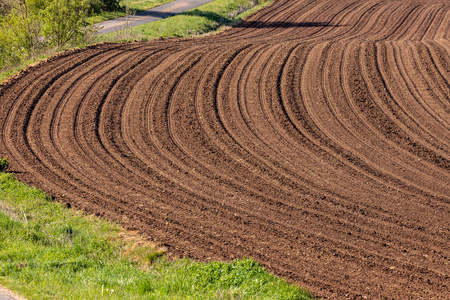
[1,0,449,299]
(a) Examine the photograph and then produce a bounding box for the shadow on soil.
[234,21,341,28]
[179,10,340,28]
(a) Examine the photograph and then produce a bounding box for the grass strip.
[98,0,272,41]
[0,172,313,299]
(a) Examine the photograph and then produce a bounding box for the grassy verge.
[98,0,272,41]
[0,172,313,299]
[0,54,54,84]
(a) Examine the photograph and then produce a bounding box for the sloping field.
[1,0,449,298]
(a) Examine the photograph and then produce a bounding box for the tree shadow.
[179,9,233,25]
[178,9,341,29]
[234,21,342,28]
[137,10,177,19]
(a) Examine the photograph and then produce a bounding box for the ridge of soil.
[1,0,449,298]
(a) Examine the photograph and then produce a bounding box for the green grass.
[0,54,53,83]
[0,172,313,299]
[98,0,272,41]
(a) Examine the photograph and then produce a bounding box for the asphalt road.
[97,0,217,35]
[0,285,22,300]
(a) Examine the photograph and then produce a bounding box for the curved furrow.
[287,42,433,202]
[42,49,158,205]
[276,42,416,204]
[336,41,450,249]
[114,45,300,256]
[267,1,359,42]
[378,3,423,41]
[371,42,450,171]
[238,42,437,239]
[349,42,450,194]
[296,41,450,247]
[100,48,270,259]
[398,42,450,142]
[416,4,447,41]
[423,40,450,115]
[112,44,390,268]
[390,4,431,41]
[333,2,389,41]
[270,39,450,276]
[392,41,450,151]
[436,8,450,40]
[1,47,127,193]
[326,41,449,219]
[1,0,450,299]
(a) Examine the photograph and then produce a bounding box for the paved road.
[0,285,23,300]
[97,0,216,35]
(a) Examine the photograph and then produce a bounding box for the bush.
[0,157,9,172]
[0,22,24,70]
[87,0,120,13]
[1,0,46,59]
[42,0,91,48]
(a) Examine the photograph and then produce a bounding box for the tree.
[87,0,120,13]
[4,0,45,57]
[42,0,91,48]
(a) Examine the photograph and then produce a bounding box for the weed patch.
[0,158,9,172]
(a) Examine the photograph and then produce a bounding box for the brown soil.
[1,0,449,299]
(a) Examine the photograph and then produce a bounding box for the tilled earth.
[1,0,449,298]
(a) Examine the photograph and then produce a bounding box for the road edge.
[0,284,25,300]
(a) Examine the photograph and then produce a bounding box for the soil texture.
[1,0,449,298]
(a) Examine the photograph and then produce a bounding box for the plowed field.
[1,0,449,298]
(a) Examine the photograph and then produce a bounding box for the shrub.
[87,0,120,13]
[42,0,91,48]
[0,157,9,172]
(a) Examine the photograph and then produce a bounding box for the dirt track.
[1,0,449,298]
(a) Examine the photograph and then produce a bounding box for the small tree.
[87,0,120,13]
[0,18,23,69]
[42,0,91,48]
[4,0,44,57]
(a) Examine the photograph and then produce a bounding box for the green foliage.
[87,0,120,13]
[0,158,9,172]
[0,172,312,299]
[0,0,113,70]
[0,22,24,69]
[2,0,44,58]
[42,0,91,48]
